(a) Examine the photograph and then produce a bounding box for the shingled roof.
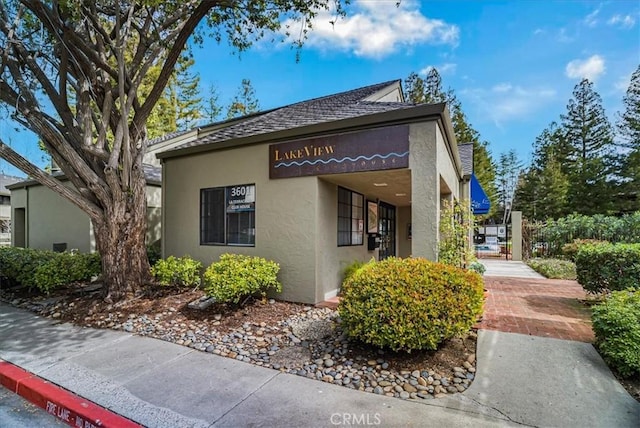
[173,80,414,151]
[458,143,474,177]
[0,174,23,196]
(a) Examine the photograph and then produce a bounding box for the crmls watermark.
[330,413,382,426]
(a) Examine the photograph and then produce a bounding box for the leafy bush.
[342,259,370,283]
[146,241,162,266]
[339,257,484,352]
[468,261,486,275]
[151,255,202,288]
[439,199,475,269]
[575,243,640,294]
[203,254,281,304]
[592,290,640,378]
[0,247,58,288]
[561,239,607,261]
[0,247,100,293]
[33,252,101,294]
[528,212,640,258]
[527,258,576,280]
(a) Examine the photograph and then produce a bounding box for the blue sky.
[1,0,639,177]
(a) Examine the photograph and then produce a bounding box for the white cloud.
[282,0,459,58]
[419,63,457,76]
[614,73,633,93]
[556,28,575,43]
[607,14,636,29]
[583,7,601,27]
[461,85,556,126]
[492,83,512,93]
[565,55,606,81]
[533,28,544,36]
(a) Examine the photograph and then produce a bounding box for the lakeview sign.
[269,125,410,179]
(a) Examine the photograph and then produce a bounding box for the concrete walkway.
[480,259,545,278]
[1,302,638,427]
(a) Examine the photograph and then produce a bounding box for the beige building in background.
[8,165,162,253]
[0,174,22,246]
[159,81,472,304]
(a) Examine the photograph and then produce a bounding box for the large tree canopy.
[0,0,344,301]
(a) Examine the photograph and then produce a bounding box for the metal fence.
[522,218,639,259]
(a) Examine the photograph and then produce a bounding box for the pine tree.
[227,79,261,119]
[496,150,523,223]
[404,69,498,217]
[203,84,224,124]
[617,65,640,149]
[616,65,640,212]
[561,79,615,215]
[174,57,203,131]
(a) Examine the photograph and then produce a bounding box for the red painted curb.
[0,360,142,428]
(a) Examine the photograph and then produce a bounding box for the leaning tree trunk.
[93,166,151,303]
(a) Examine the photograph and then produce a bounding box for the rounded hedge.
[338,257,484,352]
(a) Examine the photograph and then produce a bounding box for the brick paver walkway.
[475,276,594,342]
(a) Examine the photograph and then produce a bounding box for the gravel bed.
[2,294,477,401]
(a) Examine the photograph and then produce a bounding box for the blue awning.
[471,174,491,215]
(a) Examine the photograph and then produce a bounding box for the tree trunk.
[93,167,151,302]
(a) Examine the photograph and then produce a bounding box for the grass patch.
[527,258,576,280]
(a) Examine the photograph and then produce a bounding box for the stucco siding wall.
[409,122,439,260]
[397,206,411,258]
[436,125,461,200]
[26,184,91,252]
[316,179,374,302]
[163,144,319,304]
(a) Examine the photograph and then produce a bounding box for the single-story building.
[0,173,22,246]
[158,80,473,304]
[8,165,162,253]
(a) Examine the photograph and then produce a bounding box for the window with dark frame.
[201,184,255,246]
[338,186,364,246]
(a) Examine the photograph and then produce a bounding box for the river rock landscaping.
[0,284,478,401]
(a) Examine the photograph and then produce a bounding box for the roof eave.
[157,103,449,161]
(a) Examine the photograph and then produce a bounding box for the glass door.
[378,202,396,260]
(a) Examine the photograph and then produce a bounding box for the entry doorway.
[378,202,396,260]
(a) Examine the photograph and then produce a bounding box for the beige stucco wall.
[162,144,321,303]
[10,183,162,252]
[397,206,411,258]
[315,179,377,302]
[11,183,91,252]
[408,122,461,261]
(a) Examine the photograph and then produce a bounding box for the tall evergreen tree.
[404,69,498,217]
[561,79,615,215]
[203,84,224,124]
[617,65,640,149]
[227,79,260,119]
[496,150,523,223]
[616,64,640,212]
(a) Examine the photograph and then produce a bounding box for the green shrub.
[468,261,486,275]
[151,255,202,288]
[146,241,162,266]
[338,257,484,352]
[527,258,576,280]
[561,239,608,261]
[203,254,281,304]
[0,247,58,288]
[342,259,369,283]
[575,243,640,294]
[33,252,101,294]
[592,290,640,378]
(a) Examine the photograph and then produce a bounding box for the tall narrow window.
[338,186,364,246]
[201,184,255,246]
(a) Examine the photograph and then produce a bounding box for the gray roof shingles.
[0,174,23,195]
[175,80,415,151]
[458,143,474,176]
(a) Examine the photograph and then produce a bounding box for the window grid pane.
[201,185,255,247]
[337,186,364,247]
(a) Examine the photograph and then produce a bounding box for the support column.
[511,211,523,261]
[410,122,439,261]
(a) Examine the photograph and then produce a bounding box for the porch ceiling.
[320,169,412,207]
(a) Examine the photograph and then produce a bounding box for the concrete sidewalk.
[480,259,545,279]
[1,302,639,427]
